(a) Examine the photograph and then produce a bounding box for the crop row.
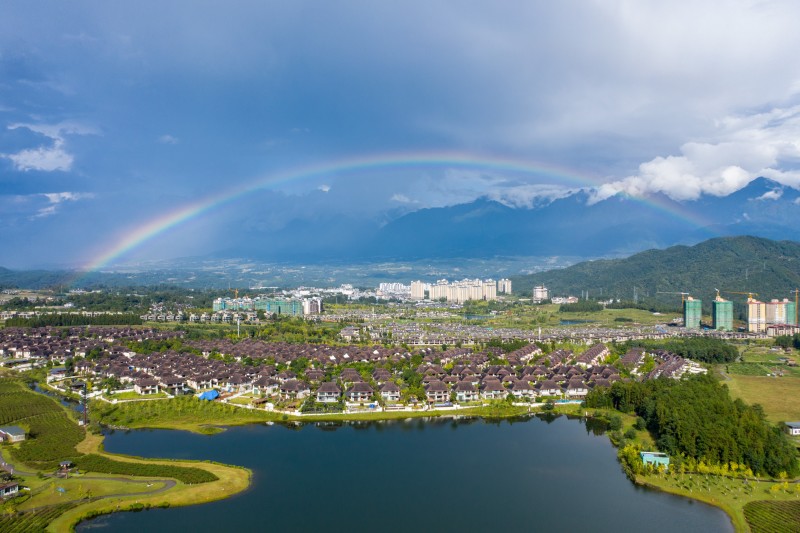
[0,502,78,533]
[9,411,84,469]
[744,500,800,533]
[76,454,218,484]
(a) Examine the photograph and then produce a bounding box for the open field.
[724,375,800,423]
[480,304,675,329]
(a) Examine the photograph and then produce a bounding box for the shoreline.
[48,431,252,532]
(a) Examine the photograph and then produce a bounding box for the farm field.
[744,500,800,533]
[0,374,250,532]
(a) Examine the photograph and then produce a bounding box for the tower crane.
[657,291,691,303]
[723,290,759,300]
[792,288,799,326]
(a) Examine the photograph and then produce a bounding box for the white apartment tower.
[533,285,549,302]
[498,278,512,294]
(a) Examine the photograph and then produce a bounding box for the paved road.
[1,447,179,512]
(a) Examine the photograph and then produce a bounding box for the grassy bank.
[46,431,251,532]
[638,471,800,532]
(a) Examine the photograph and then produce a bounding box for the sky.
[2,1,800,268]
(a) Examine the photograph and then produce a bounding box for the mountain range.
[226,177,800,262]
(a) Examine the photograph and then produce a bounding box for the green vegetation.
[636,466,800,533]
[629,337,739,363]
[0,502,80,533]
[0,378,84,470]
[0,374,250,532]
[91,395,276,433]
[255,317,342,344]
[587,374,798,477]
[774,333,800,350]
[724,376,800,424]
[511,236,800,314]
[5,313,142,327]
[559,300,603,313]
[76,454,218,484]
[744,500,800,533]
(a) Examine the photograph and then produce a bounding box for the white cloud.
[390,193,416,204]
[317,184,331,193]
[589,103,800,203]
[488,184,578,208]
[33,191,95,218]
[7,144,74,172]
[755,188,783,201]
[158,134,179,144]
[4,122,98,172]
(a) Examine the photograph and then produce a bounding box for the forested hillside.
[512,236,800,313]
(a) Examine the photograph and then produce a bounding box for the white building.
[533,285,549,302]
[498,279,512,294]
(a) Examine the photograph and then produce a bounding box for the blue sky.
[2,1,800,268]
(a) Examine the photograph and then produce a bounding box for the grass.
[639,471,800,532]
[16,477,168,510]
[724,375,800,423]
[45,430,251,532]
[91,395,279,433]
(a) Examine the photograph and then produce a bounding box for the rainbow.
[76,150,714,279]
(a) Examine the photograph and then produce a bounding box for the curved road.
[1,447,179,509]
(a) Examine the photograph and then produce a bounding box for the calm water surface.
[79,415,732,532]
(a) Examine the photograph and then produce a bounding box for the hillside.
[511,236,800,311]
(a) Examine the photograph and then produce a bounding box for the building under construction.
[712,296,733,331]
[683,297,702,330]
[743,296,797,333]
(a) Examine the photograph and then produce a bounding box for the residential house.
[380,381,401,403]
[346,382,374,403]
[316,382,342,403]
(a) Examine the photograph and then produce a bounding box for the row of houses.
[0,327,183,367]
[75,339,629,405]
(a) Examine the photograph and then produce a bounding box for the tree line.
[4,313,142,327]
[586,374,798,477]
[627,337,738,363]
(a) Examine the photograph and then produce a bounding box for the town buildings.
[533,285,549,302]
[409,279,500,303]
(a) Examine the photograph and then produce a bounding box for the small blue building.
[640,451,670,470]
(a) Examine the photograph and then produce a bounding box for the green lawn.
[724,375,800,423]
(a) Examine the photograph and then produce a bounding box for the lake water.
[78,416,732,532]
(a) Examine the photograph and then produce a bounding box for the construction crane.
[230,288,239,299]
[723,290,759,300]
[792,288,799,325]
[657,291,691,303]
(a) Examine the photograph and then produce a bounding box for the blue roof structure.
[198,390,219,401]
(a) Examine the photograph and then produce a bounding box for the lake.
[78,415,732,532]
